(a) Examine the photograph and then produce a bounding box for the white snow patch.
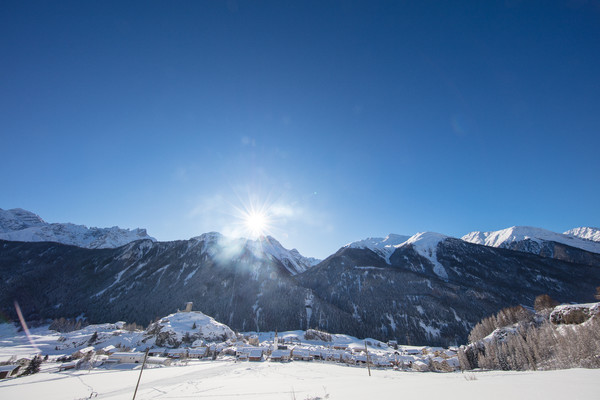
[354,266,386,270]
[94,265,132,298]
[305,293,314,329]
[152,265,170,289]
[385,313,397,331]
[183,267,199,285]
[398,232,449,280]
[419,321,441,338]
[352,304,362,322]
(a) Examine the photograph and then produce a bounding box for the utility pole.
[132,348,149,400]
[364,341,371,377]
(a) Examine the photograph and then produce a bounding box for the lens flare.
[14,301,40,353]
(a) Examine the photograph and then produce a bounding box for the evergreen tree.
[21,356,42,376]
[88,331,98,345]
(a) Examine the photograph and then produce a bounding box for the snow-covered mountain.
[345,233,411,258]
[255,236,321,274]
[0,207,46,232]
[2,210,600,346]
[564,227,600,243]
[190,232,319,275]
[298,233,600,345]
[462,226,600,256]
[3,227,600,346]
[0,208,155,249]
[399,232,450,279]
[345,232,450,279]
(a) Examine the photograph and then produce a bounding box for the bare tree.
[534,294,559,313]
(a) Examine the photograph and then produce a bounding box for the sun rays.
[231,191,276,240]
[244,209,270,238]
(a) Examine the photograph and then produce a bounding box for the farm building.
[248,349,263,362]
[270,349,291,362]
[107,352,146,364]
[188,348,208,359]
[291,348,313,361]
[0,365,20,379]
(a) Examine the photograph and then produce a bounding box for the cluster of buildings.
[53,331,461,373]
[0,304,462,379]
[1,330,461,380]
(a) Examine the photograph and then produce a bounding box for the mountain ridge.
[0,208,156,249]
[564,227,600,243]
[461,225,600,254]
[2,208,600,346]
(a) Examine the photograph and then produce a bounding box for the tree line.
[458,294,600,371]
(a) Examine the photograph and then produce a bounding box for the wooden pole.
[364,341,371,377]
[132,348,149,400]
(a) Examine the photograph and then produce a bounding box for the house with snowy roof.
[291,347,313,361]
[247,335,259,346]
[188,348,208,358]
[100,345,116,355]
[148,348,167,357]
[72,346,95,359]
[309,349,326,360]
[146,357,172,366]
[270,349,291,362]
[402,347,423,356]
[430,356,460,371]
[0,365,20,379]
[108,352,146,364]
[59,360,81,371]
[412,360,429,372]
[248,349,264,362]
[166,348,188,359]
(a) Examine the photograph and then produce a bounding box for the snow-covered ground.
[2,320,600,399]
[1,360,599,400]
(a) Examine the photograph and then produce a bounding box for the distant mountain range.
[0,208,155,249]
[1,208,599,346]
[462,225,600,254]
[461,226,600,266]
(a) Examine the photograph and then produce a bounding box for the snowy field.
[2,320,599,399]
[1,361,599,400]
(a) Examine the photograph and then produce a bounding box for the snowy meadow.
[1,361,599,400]
[2,320,599,400]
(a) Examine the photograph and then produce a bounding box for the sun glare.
[231,190,280,239]
[245,211,268,238]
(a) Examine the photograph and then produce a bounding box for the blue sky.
[1,1,599,258]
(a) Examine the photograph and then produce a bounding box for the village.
[59,332,460,372]
[0,304,461,379]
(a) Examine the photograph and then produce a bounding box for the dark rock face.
[1,236,599,346]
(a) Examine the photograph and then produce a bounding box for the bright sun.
[244,210,269,238]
